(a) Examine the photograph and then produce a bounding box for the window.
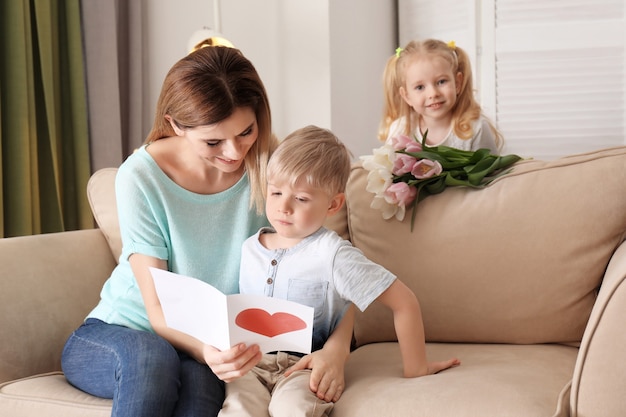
[398,0,625,160]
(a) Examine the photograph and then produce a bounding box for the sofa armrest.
[570,238,626,417]
[0,229,116,384]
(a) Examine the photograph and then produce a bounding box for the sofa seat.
[333,343,574,417]
[0,343,575,417]
[0,373,111,417]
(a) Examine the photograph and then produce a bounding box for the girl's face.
[400,55,462,123]
[171,106,258,174]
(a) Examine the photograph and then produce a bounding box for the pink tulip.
[392,153,418,175]
[385,182,417,207]
[411,159,443,179]
[391,135,422,152]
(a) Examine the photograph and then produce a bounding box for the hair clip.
[395,47,403,57]
[447,40,456,50]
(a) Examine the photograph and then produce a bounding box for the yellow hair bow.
[395,47,403,57]
[447,40,456,50]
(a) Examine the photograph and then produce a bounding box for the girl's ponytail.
[450,45,480,140]
[378,54,402,142]
[451,44,503,149]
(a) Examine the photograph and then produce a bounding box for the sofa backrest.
[88,167,122,262]
[338,146,626,347]
[88,147,626,348]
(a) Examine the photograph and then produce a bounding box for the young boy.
[219,125,460,417]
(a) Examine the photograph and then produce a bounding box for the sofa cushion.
[0,372,111,417]
[87,168,121,262]
[344,147,626,346]
[332,342,575,417]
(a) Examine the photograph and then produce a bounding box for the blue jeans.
[61,319,224,417]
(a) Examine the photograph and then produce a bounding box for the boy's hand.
[405,357,461,378]
[427,357,461,375]
[285,349,346,403]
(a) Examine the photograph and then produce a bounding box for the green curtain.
[0,0,92,237]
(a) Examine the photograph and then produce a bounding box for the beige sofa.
[1,146,626,417]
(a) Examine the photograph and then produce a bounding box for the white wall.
[144,0,211,127]
[144,0,396,159]
[328,1,397,158]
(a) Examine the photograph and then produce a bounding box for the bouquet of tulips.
[361,132,522,230]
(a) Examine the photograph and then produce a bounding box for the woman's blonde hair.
[145,46,277,213]
[379,39,502,148]
[267,125,351,198]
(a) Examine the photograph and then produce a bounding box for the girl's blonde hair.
[378,53,403,142]
[145,46,277,213]
[379,39,502,148]
[267,125,351,198]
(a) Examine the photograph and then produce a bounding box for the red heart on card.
[235,308,307,337]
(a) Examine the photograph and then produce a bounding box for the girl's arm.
[284,304,356,403]
[376,279,460,377]
[130,253,262,382]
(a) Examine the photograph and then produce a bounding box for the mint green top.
[88,145,268,331]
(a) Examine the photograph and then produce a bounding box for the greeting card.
[150,268,314,354]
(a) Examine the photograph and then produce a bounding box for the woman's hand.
[128,254,263,382]
[203,343,262,383]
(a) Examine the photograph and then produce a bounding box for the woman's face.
[175,107,258,174]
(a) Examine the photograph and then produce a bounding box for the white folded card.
[149,267,314,354]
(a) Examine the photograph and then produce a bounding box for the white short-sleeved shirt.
[239,227,397,351]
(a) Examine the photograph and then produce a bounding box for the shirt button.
[271,259,277,266]
[266,278,273,285]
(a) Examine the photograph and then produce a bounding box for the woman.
[61,46,352,417]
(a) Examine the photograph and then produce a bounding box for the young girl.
[379,39,503,153]
[61,46,353,417]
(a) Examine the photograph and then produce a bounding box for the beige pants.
[218,352,334,417]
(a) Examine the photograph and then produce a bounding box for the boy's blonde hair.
[379,39,503,149]
[267,125,351,197]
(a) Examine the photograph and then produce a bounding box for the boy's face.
[265,179,342,244]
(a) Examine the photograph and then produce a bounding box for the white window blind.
[398,0,477,79]
[397,0,626,160]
